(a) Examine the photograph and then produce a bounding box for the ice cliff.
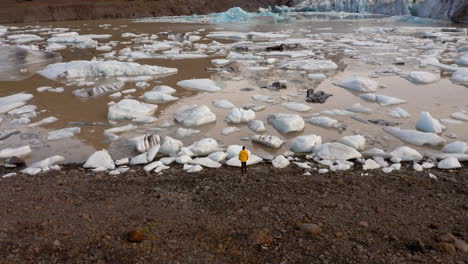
[288,0,468,24]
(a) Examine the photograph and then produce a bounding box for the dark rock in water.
[0,130,20,140]
[206,66,236,72]
[351,116,370,124]
[72,82,124,98]
[306,89,332,103]
[240,88,255,91]
[265,43,300,52]
[69,121,110,127]
[368,119,401,126]
[262,81,287,91]
[5,156,25,167]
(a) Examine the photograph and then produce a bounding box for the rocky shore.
[0,163,467,263]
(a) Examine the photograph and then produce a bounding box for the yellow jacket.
[239,150,249,162]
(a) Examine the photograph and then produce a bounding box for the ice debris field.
[0,7,468,177]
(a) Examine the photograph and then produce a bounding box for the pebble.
[432,242,456,254]
[298,223,321,236]
[454,239,468,253]
[248,230,273,246]
[127,230,145,243]
[358,221,369,228]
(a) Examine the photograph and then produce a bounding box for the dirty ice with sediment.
[0,6,468,175]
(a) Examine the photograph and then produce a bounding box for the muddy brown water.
[0,15,467,164]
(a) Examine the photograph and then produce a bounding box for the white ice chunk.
[47,127,80,140]
[251,94,273,103]
[451,112,468,121]
[416,112,445,134]
[312,143,362,161]
[442,141,467,154]
[339,135,366,151]
[251,135,284,148]
[83,149,115,170]
[211,59,231,67]
[39,60,177,80]
[190,157,222,168]
[174,105,216,127]
[212,99,234,109]
[360,93,407,106]
[188,138,222,156]
[346,103,372,114]
[141,91,179,103]
[176,79,221,92]
[247,120,266,132]
[451,70,468,85]
[336,77,378,92]
[389,146,422,161]
[29,155,64,169]
[172,127,200,138]
[28,117,58,127]
[307,116,339,128]
[384,127,445,146]
[363,159,381,170]
[290,135,322,153]
[159,136,183,156]
[152,85,176,94]
[438,157,461,169]
[108,99,157,121]
[281,102,311,112]
[404,71,440,84]
[130,134,161,153]
[388,107,410,118]
[277,59,338,71]
[307,73,326,80]
[226,154,262,167]
[267,114,304,134]
[225,108,255,123]
[0,145,31,159]
[208,152,228,162]
[272,155,290,169]
[221,127,240,135]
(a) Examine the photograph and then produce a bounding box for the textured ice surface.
[384,127,446,146]
[108,99,157,121]
[267,114,305,134]
[177,79,222,92]
[174,105,216,127]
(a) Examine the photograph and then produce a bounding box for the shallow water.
[0,12,467,164]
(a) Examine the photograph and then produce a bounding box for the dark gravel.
[0,163,467,263]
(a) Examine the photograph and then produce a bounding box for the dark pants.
[241,162,247,174]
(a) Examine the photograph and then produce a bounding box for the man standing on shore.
[239,146,249,174]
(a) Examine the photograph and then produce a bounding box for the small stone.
[52,240,61,247]
[335,232,344,239]
[127,230,145,243]
[409,239,426,253]
[454,239,468,253]
[438,233,456,242]
[298,223,321,236]
[358,221,369,228]
[248,230,273,246]
[432,242,456,254]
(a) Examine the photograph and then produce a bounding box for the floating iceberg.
[451,70,468,85]
[312,143,362,161]
[281,102,311,112]
[277,59,338,71]
[360,93,407,106]
[307,116,339,128]
[212,99,235,109]
[251,94,273,103]
[415,112,445,134]
[339,135,366,151]
[384,127,445,146]
[160,136,183,156]
[450,112,468,121]
[336,77,378,92]
[141,91,179,103]
[442,141,467,154]
[346,103,372,114]
[48,127,80,140]
[267,114,305,134]
[388,107,410,118]
[188,138,222,156]
[251,135,284,148]
[174,105,216,127]
[208,7,283,24]
[290,135,322,153]
[108,99,158,121]
[39,60,177,80]
[225,108,255,124]
[130,134,161,153]
[176,79,222,92]
[389,146,422,161]
[248,120,266,132]
[0,145,31,159]
[0,93,34,113]
[172,127,200,138]
[152,85,176,95]
[221,127,241,135]
[404,71,440,84]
